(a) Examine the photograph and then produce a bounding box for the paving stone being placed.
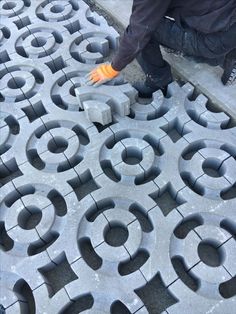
[95,0,236,119]
[0,1,236,313]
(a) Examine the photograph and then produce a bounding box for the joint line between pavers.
[45,247,54,263]
[139,268,148,284]
[175,206,203,241]
[8,70,29,100]
[12,8,20,17]
[113,160,124,168]
[167,260,201,288]
[183,132,193,144]
[180,117,192,136]
[166,276,179,289]
[223,174,235,186]
[175,207,185,219]
[102,211,111,226]
[20,193,51,212]
[72,168,83,184]
[6,223,18,233]
[217,235,233,249]
[192,173,205,189]
[1,156,16,172]
[198,108,209,121]
[27,100,42,120]
[133,305,147,314]
[147,203,159,213]
[218,156,232,175]
[153,180,160,194]
[119,139,127,151]
[163,116,169,127]
[222,265,233,278]
[90,193,98,207]
[64,286,73,301]
[46,128,79,171]
[93,170,106,180]
[32,282,49,292]
[175,185,187,202]
[5,300,25,310]
[186,259,201,274]
[71,255,82,266]
[62,150,80,173]
[123,244,132,259]
[108,125,116,137]
[11,179,26,198]
[126,217,139,228]
[35,227,48,245]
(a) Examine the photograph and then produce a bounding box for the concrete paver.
[0,0,236,313]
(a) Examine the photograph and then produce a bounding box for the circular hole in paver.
[122,147,143,165]
[18,206,42,230]
[104,223,128,247]
[3,2,16,10]
[48,137,69,154]
[202,159,224,178]
[87,42,104,54]
[69,85,76,97]
[50,4,64,13]
[198,240,224,267]
[31,37,47,48]
[8,77,26,89]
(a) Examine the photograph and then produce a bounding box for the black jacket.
[112,0,236,71]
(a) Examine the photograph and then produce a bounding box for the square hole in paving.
[39,253,78,297]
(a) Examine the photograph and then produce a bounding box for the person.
[86,0,236,98]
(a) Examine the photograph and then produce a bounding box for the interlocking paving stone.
[0,1,236,313]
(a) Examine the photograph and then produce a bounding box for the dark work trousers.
[137,17,236,86]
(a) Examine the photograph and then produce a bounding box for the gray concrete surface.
[95,0,236,119]
[1,0,236,313]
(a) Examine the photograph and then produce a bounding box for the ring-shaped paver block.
[35,0,76,23]
[80,208,143,262]
[0,0,28,18]
[40,67,89,114]
[0,60,51,107]
[98,129,165,186]
[0,180,68,258]
[9,23,70,68]
[65,28,119,68]
[170,212,236,300]
[24,119,89,173]
[68,32,110,65]
[31,0,109,32]
[62,194,161,312]
[5,0,30,16]
[179,140,236,200]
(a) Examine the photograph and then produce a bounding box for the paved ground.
[95,0,236,119]
[1,0,236,314]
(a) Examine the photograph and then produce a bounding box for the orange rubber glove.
[85,64,119,86]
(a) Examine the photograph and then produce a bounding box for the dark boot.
[133,62,173,98]
[221,49,236,85]
[133,80,165,98]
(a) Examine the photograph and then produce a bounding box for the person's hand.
[85,64,119,86]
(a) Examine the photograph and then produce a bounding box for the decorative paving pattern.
[1,1,236,313]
